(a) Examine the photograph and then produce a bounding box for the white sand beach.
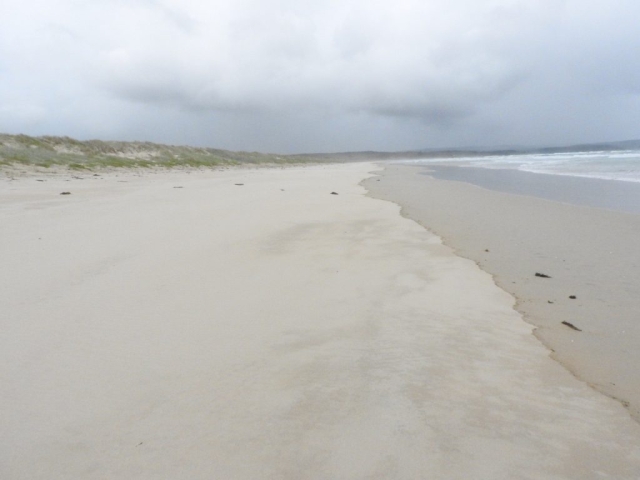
[2,163,640,479]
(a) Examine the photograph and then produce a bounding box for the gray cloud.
[1,0,640,152]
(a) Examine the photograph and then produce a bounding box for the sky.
[1,0,639,153]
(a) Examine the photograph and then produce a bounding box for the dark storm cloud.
[94,0,526,121]
[1,0,640,152]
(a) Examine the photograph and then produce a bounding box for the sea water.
[404,150,640,183]
[401,150,640,214]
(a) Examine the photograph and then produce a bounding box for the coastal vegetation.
[0,133,332,170]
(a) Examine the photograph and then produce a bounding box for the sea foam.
[404,150,640,183]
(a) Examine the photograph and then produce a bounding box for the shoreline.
[3,163,640,477]
[426,164,640,214]
[365,163,640,422]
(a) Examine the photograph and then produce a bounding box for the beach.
[366,164,640,423]
[2,163,640,479]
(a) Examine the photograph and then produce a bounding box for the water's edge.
[363,163,640,424]
[425,164,640,215]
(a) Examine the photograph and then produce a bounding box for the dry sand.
[2,163,640,479]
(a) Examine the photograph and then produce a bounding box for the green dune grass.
[0,133,337,171]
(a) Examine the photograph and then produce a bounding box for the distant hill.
[419,139,640,156]
[530,139,640,154]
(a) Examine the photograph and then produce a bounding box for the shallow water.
[424,165,640,215]
[403,149,640,183]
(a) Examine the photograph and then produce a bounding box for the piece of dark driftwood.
[561,321,582,331]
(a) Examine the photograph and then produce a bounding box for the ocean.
[401,150,640,214]
[403,149,640,183]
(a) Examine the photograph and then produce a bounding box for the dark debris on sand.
[562,321,582,331]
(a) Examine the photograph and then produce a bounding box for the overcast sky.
[1,0,639,153]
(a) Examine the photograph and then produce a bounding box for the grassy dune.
[0,133,346,170]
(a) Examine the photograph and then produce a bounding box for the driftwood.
[562,321,582,331]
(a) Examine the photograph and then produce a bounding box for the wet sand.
[428,164,640,214]
[2,163,640,478]
[366,164,640,422]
